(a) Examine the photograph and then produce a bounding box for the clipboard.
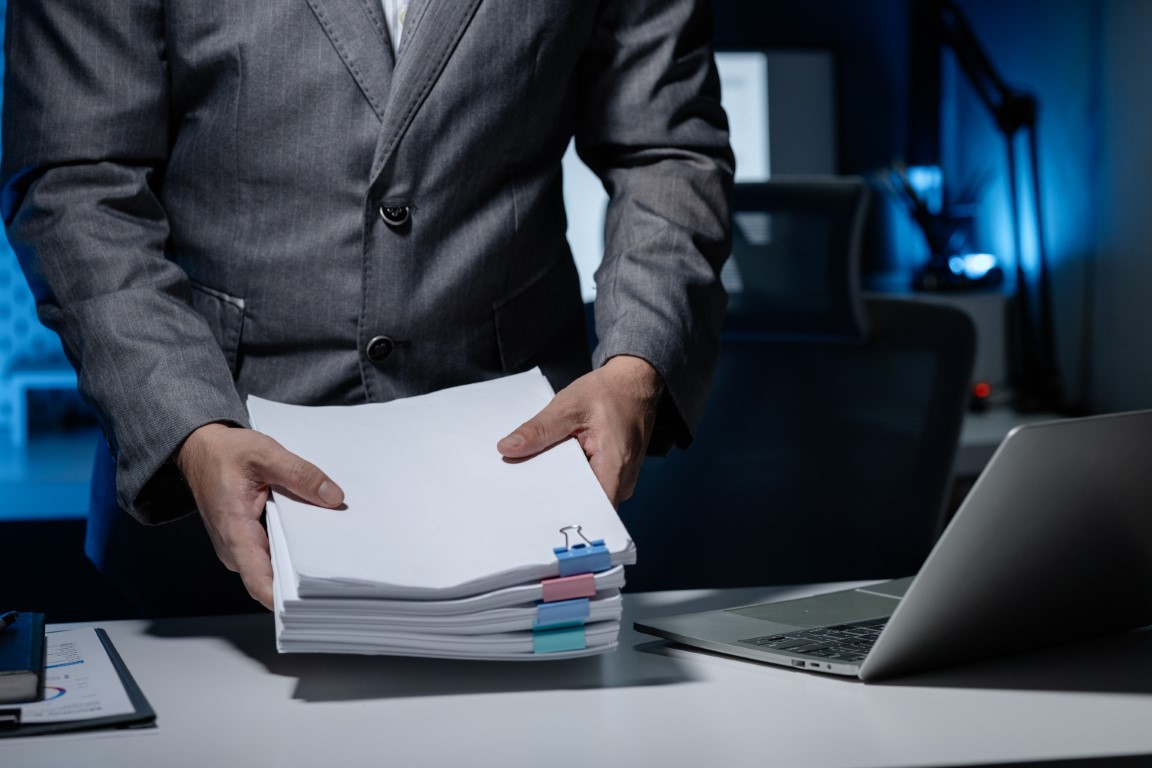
[0,629,156,739]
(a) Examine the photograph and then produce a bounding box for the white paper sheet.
[250,369,635,600]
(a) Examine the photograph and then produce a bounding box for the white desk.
[5,584,1152,768]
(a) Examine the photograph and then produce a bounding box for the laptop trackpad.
[726,587,900,627]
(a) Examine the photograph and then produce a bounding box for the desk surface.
[5,584,1152,768]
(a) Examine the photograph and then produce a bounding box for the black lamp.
[913,0,1064,412]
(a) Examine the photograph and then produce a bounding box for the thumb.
[258,441,345,508]
[497,400,580,459]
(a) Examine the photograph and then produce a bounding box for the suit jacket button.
[366,335,395,362]
[379,205,410,227]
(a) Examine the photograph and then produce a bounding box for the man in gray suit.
[2,0,733,614]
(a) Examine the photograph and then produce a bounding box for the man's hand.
[497,355,664,506]
[175,423,345,610]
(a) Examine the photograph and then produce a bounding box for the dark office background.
[714,0,1130,415]
[1,0,1150,617]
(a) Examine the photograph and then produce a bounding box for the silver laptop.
[635,410,1152,681]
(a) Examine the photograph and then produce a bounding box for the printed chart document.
[2,628,156,738]
[249,368,637,659]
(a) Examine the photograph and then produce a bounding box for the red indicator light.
[972,381,992,399]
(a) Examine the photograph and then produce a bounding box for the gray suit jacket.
[3,0,733,528]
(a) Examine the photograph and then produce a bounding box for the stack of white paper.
[248,369,637,660]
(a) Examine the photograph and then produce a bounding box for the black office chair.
[619,177,976,591]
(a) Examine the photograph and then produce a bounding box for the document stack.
[248,369,637,660]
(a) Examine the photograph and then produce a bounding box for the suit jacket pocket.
[189,282,246,376]
[493,258,582,373]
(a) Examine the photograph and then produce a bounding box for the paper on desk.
[249,368,635,600]
[267,506,631,621]
[279,591,623,634]
[18,628,135,724]
[267,500,623,656]
[274,619,621,658]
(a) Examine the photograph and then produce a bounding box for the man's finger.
[497,399,581,458]
[257,441,345,508]
[588,461,623,507]
[229,517,275,609]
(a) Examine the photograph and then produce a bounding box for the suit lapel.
[370,0,485,182]
[305,0,395,121]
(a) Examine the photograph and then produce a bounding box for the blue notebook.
[0,613,45,706]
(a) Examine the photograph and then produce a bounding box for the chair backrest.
[724,176,869,340]
[620,177,976,590]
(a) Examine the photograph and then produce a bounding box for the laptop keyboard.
[739,618,888,663]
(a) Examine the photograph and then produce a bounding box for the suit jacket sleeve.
[1,1,250,523]
[576,0,735,454]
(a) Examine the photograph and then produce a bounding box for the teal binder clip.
[553,525,611,577]
[535,597,591,629]
[532,624,587,654]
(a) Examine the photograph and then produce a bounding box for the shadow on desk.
[144,613,699,702]
[626,584,1152,697]
[143,583,1152,703]
[883,626,1152,695]
[639,624,1152,697]
[961,757,1152,768]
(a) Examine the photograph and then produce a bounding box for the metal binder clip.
[553,524,612,576]
[559,525,589,549]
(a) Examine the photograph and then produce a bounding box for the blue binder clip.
[553,525,612,577]
[535,598,591,629]
[533,624,587,654]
